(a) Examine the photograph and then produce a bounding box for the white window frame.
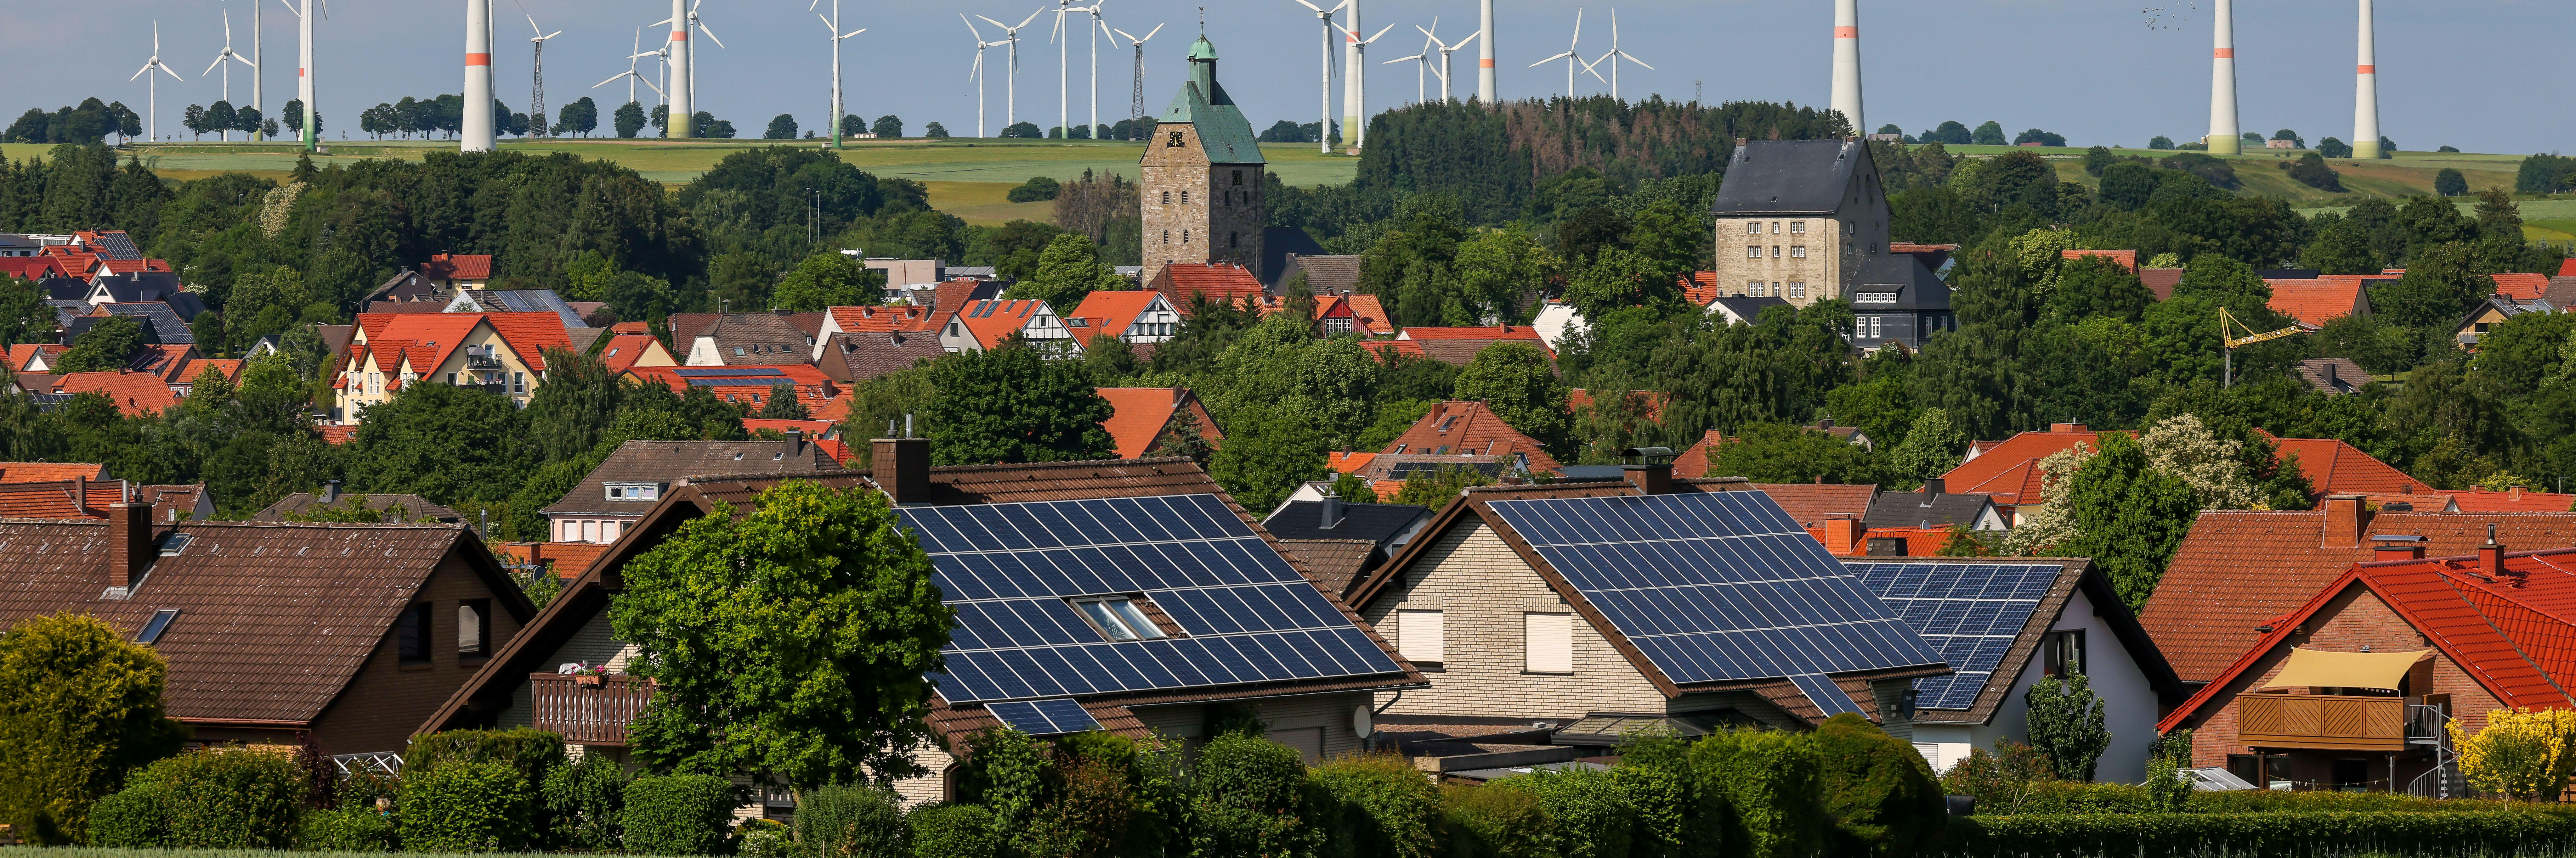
[1790,282,1808,299]
[1747,246,1763,259]
[1745,221,1761,235]
[1791,221,1807,234]
[1397,609,1445,665]
[1524,612,1573,674]
[1792,246,1807,258]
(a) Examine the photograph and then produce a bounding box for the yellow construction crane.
[2220,306,2302,387]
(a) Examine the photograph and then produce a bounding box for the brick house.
[1707,139,1893,307]
[1140,36,1265,285]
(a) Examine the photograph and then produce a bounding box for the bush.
[1312,754,1441,858]
[1190,733,1322,858]
[907,803,1000,858]
[1611,732,1718,858]
[297,804,395,851]
[794,783,906,858]
[2436,167,2471,197]
[152,747,309,848]
[2288,153,2346,192]
[1440,783,1550,858]
[2454,707,2576,802]
[1690,730,1824,858]
[0,612,191,844]
[1811,714,1944,857]
[741,818,792,858]
[541,752,631,850]
[622,773,741,856]
[398,759,532,852]
[85,780,170,847]
[1938,810,2576,857]
[1938,740,2055,815]
[407,727,566,842]
[2024,676,2110,782]
[1007,176,1063,203]
[1494,767,1636,858]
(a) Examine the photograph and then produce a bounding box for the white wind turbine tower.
[203,10,258,142]
[1047,0,1101,138]
[1113,23,1164,137]
[1581,10,1649,100]
[527,14,561,138]
[464,0,494,152]
[1084,1,1112,139]
[965,16,1003,139]
[1529,9,1603,98]
[683,0,725,133]
[813,0,864,148]
[130,23,184,143]
[1381,27,1434,106]
[1345,19,1397,147]
[1422,23,1478,103]
[975,9,1046,132]
[282,0,322,150]
[593,28,665,110]
[1289,0,1350,154]
[251,0,263,141]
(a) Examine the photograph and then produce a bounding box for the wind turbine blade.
[1623,54,1653,70]
[966,14,987,38]
[690,0,705,13]
[1454,31,1479,49]
[159,62,183,81]
[1142,23,1163,41]
[841,29,864,39]
[276,0,297,19]
[224,10,233,44]
[1383,54,1423,65]
[653,17,675,26]
[695,22,725,48]
[820,14,836,30]
[594,72,630,89]
[542,31,562,40]
[1362,23,1396,43]
[1584,61,1609,85]
[529,14,542,36]
[204,55,226,77]
[235,55,258,69]
[1113,27,1137,41]
[1529,52,1571,67]
[976,14,1009,29]
[1014,8,1044,29]
[1288,0,1325,13]
[131,65,152,81]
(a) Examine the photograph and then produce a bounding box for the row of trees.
[4,98,141,145]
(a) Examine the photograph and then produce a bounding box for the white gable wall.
[1909,587,2162,782]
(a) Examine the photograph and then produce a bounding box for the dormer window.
[1072,597,1167,641]
[606,483,661,501]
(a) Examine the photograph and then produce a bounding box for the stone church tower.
[1140,35,1264,285]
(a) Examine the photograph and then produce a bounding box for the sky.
[8,0,2570,156]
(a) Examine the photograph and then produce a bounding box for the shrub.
[398,759,532,852]
[297,804,395,851]
[1439,783,1550,858]
[1007,176,1063,203]
[1938,740,2055,814]
[1689,730,1824,858]
[1312,753,1442,858]
[623,773,741,855]
[2288,152,2346,192]
[2436,168,2471,197]
[152,747,309,848]
[1190,733,1322,858]
[1611,731,1718,858]
[2024,675,2110,781]
[85,779,170,847]
[1811,713,1944,857]
[794,783,907,858]
[956,727,1044,830]
[0,612,191,844]
[541,752,631,850]
[909,803,1000,858]
[407,727,566,843]
[2453,707,2576,802]
[1494,767,1635,858]
[741,818,792,858]
[334,766,401,812]
[1026,754,1138,858]
[1938,810,2576,857]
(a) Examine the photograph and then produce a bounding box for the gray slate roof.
[1262,501,1432,546]
[1850,254,1952,311]
[1862,490,1996,530]
[542,440,840,517]
[66,302,194,345]
[1160,37,1263,165]
[818,331,945,383]
[1708,296,1791,325]
[1710,139,1870,215]
[694,313,818,366]
[254,491,464,524]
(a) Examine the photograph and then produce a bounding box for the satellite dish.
[1353,705,1375,739]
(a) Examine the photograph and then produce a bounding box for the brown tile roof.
[2139,268,2185,300]
[2140,507,2576,683]
[816,331,943,382]
[53,370,180,416]
[827,304,943,334]
[1751,483,1879,528]
[694,313,818,366]
[541,440,840,518]
[2296,358,2369,395]
[1375,401,1565,474]
[420,253,493,281]
[1672,429,1724,478]
[0,481,106,519]
[0,519,515,725]
[0,462,109,483]
[1282,254,1364,294]
[1277,538,1381,599]
[254,492,464,524]
[134,484,208,522]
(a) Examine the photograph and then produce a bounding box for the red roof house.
[2492,273,2552,302]
[54,370,182,416]
[2263,278,2373,328]
[1095,387,1225,459]
[2062,249,2138,272]
[1374,401,1563,474]
[419,253,494,286]
[0,463,109,484]
[1149,264,1266,310]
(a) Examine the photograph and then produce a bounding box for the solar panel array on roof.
[1847,561,2061,710]
[687,378,804,387]
[1790,673,1865,716]
[986,699,1101,735]
[673,367,785,377]
[92,232,142,260]
[900,494,1406,704]
[1484,492,1944,690]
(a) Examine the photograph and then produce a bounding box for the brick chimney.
[872,417,932,506]
[2511,485,2526,502]
[1622,447,1674,495]
[1823,514,1863,555]
[105,501,153,594]
[2482,523,2513,581]
[2050,423,2090,434]
[2369,534,2426,561]
[787,429,807,461]
[2320,495,2368,549]
[1923,477,1946,497]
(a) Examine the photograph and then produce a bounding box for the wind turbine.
[966,16,1010,139]
[683,0,725,133]
[1581,10,1649,100]
[1421,22,1479,103]
[1047,0,1098,138]
[1341,7,1394,150]
[130,22,184,143]
[527,14,562,138]
[594,27,664,109]
[1114,23,1164,136]
[281,0,322,150]
[814,0,864,148]
[1528,8,1603,98]
[1289,0,1349,155]
[1084,1,1111,139]
[1381,27,1433,106]
[251,0,263,141]
[974,9,1045,131]
[203,9,258,142]
[464,0,493,152]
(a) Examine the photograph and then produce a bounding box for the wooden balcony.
[2238,693,2406,752]
[529,673,653,746]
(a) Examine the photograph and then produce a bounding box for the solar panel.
[986,698,1101,735]
[672,367,786,377]
[1790,673,1865,717]
[902,494,1406,704]
[1484,492,1944,688]
[688,378,801,387]
[1846,561,2064,710]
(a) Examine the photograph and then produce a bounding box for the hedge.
[1939,810,2576,857]
[540,752,631,850]
[906,803,1000,858]
[1312,753,1442,858]
[84,780,169,847]
[296,805,395,851]
[1812,713,1943,858]
[794,783,906,858]
[1188,734,1321,858]
[1690,729,1824,858]
[1990,782,2541,816]
[407,727,567,844]
[622,773,740,856]
[1492,766,1635,858]
[398,759,532,852]
[86,748,306,849]
[1440,783,1550,858]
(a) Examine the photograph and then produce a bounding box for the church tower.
[1140,35,1265,286]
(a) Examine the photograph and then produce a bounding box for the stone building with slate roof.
[422,452,1422,809]
[1141,35,1265,286]
[0,503,533,758]
[1708,139,1892,307]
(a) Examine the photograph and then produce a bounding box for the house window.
[1772,246,1782,258]
[1072,597,1167,641]
[582,520,598,542]
[1166,131,1184,147]
[1746,222,1761,235]
[1789,282,1806,299]
[1748,281,1766,297]
[1230,232,1239,249]
[1181,191,1190,204]
[1232,170,1244,186]
[457,599,490,657]
[397,603,433,664]
[1791,246,1807,258]
[1161,191,1170,205]
[512,372,526,394]
[1183,230,1191,244]
[446,373,457,385]
[1397,609,1445,665]
[1524,613,1573,674]
[1771,222,1782,234]
[1791,222,1807,234]
[1162,230,1171,244]
[2041,630,2086,678]
[135,608,180,645]
[1747,246,1763,259]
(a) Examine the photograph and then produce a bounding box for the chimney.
[788,429,807,460]
[322,479,341,504]
[2050,423,2089,434]
[2511,485,2526,501]
[1622,447,1675,495]
[2370,534,2425,562]
[872,416,932,505]
[2320,495,2366,549]
[1321,491,1344,530]
[2482,523,2512,581]
[73,478,86,512]
[2320,361,2338,387]
[105,502,153,594]
[1923,477,1946,497]
[1824,514,1863,555]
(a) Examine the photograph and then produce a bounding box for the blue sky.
[10,0,2569,155]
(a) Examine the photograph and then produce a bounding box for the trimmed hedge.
[622,773,740,856]
[408,727,567,845]
[86,748,306,849]
[906,803,1000,858]
[398,759,532,852]
[1690,729,1824,858]
[1188,734,1322,858]
[794,783,907,858]
[1440,783,1550,858]
[1939,810,2576,857]
[1313,753,1442,858]
[1812,713,1944,858]
[84,780,169,848]
[541,752,632,850]
[1492,766,1636,858]
[296,805,395,851]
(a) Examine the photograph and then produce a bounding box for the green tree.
[342,383,530,506]
[1006,233,1129,311]
[1209,406,1329,514]
[1970,121,2007,146]
[613,101,647,138]
[610,480,950,790]
[771,251,882,311]
[1811,714,1944,858]
[0,614,190,844]
[1455,342,1571,454]
[1564,248,1686,319]
[1882,409,1968,489]
[55,315,149,374]
[0,277,52,346]
[1704,423,1877,485]
[758,383,812,420]
[2024,674,2112,782]
[922,345,1115,465]
[762,114,799,139]
[2058,434,2202,610]
[1389,464,1497,512]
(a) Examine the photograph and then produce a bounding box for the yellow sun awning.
[2260,648,2432,692]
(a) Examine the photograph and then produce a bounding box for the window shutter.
[1524,612,1573,673]
[1398,610,1445,664]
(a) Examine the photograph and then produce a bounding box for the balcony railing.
[2239,693,2407,752]
[466,354,504,370]
[528,672,653,746]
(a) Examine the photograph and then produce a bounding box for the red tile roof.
[2262,433,2434,496]
[624,365,839,415]
[1376,401,1563,473]
[1151,263,1266,308]
[0,257,72,281]
[598,333,672,373]
[1567,389,1668,422]
[1805,524,1949,556]
[420,253,494,281]
[2062,249,2138,272]
[1342,294,1391,333]
[0,462,107,484]
[1673,429,1724,479]
[2493,272,2553,301]
[951,299,1057,350]
[1398,324,1546,342]
[827,304,942,334]
[2562,259,2576,278]
[742,418,839,439]
[54,370,180,416]
[2140,507,2576,683]
[1095,387,1223,459]
[2140,268,2185,300]
[490,541,611,578]
[318,425,359,445]
[1943,426,2120,506]
[2445,486,2576,513]
[2263,278,2371,328]
[479,312,575,372]
[1070,291,1170,342]
[174,359,244,386]
[92,259,170,276]
[7,344,66,373]
[0,481,105,519]
[1328,451,1377,474]
[1754,483,1881,528]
